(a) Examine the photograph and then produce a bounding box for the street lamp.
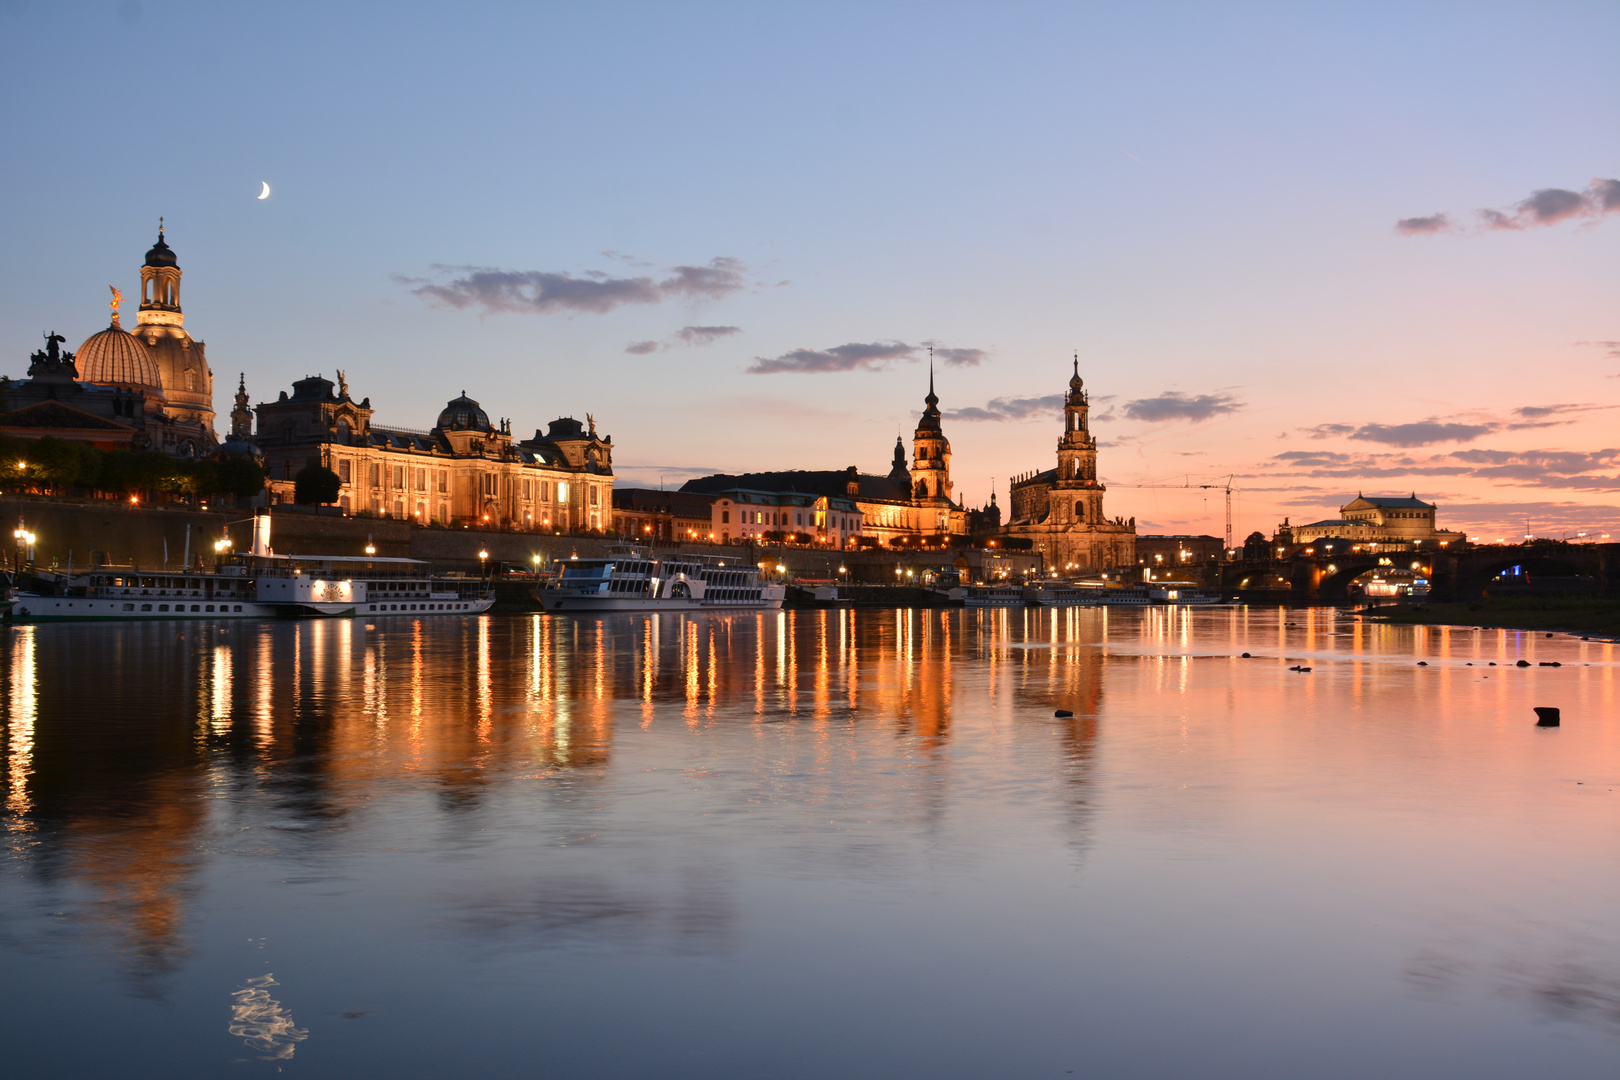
[13,523,36,573]
[531,553,541,576]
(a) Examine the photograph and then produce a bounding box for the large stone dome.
[436,393,490,431]
[76,321,164,394]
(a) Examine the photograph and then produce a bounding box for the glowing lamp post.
[478,549,489,579]
[13,524,36,573]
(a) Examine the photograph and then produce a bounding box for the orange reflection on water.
[2,608,1614,992]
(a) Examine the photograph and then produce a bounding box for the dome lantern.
[436,392,491,432]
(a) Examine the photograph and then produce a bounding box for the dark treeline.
[0,436,264,502]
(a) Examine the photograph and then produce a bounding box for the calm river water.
[1,607,1617,1078]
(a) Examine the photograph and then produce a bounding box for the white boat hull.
[11,595,354,621]
[539,592,783,613]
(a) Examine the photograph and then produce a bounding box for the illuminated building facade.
[1004,358,1137,571]
[681,369,986,545]
[253,375,614,531]
[1280,494,1464,548]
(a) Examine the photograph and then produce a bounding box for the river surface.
[1,607,1617,1078]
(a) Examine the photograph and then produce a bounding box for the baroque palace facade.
[1005,359,1136,570]
[251,375,614,531]
[681,369,991,545]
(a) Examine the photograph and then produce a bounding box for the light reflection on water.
[0,607,1616,1079]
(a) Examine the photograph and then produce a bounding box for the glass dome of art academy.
[75,299,164,396]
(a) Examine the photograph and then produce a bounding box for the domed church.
[3,225,220,457]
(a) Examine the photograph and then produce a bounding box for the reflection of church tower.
[910,361,953,506]
[133,223,215,438]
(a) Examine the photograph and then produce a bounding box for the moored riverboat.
[965,584,1027,607]
[538,547,785,613]
[11,553,493,622]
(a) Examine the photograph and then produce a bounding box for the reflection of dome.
[77,322,164,393]
[436,393,490,431]
[144,232,178,268]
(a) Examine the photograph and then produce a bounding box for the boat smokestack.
[252,509,273,557]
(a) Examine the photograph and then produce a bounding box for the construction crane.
[1105,475,1235,549]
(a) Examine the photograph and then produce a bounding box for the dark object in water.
[1539,661,1562,667]
[1516,660,1530,667]
[1417,661,1428,666]
[1534,707,1560,727]
[1489,662,1497,666]
[1288,665,1312,672]
[1054,709,1074,718]
[1546,633,1553,638]
[1241,652,1251,658]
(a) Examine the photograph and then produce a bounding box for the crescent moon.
[257,181,271,200]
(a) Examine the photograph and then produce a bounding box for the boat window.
[159,604,169,611]
[122,603,134,611]
[141,604,152,611]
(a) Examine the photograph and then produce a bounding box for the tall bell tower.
[132,220,216,441]
[910,357,953,507]
[1056,354,1097,484]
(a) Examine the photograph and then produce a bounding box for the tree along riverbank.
[1366,596,1620,638]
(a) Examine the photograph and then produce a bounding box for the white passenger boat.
[11,554,493,622]
[1147,584,1223,605]
[964,584,1027,607]
[538,547,784,613]
[1023,581,1099,606]
[1089,585,1152,606]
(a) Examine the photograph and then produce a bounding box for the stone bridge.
[1217,542,1620,603]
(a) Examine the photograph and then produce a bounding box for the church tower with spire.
[909,358,954,510]
[133,221,216,442]
[1004,355,1135,571]
[1056,355,1099,490]
[230,373,253,439]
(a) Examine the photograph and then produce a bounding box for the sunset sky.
[3,2,1616,540]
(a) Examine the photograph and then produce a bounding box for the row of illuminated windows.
[329,458,583,505]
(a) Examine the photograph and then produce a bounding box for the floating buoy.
[1054,709,1073,718]
[1516,660,1530,667]
[1534,707,1560,727]
[1417,661,1428,666]
[1241,652,1251,658]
